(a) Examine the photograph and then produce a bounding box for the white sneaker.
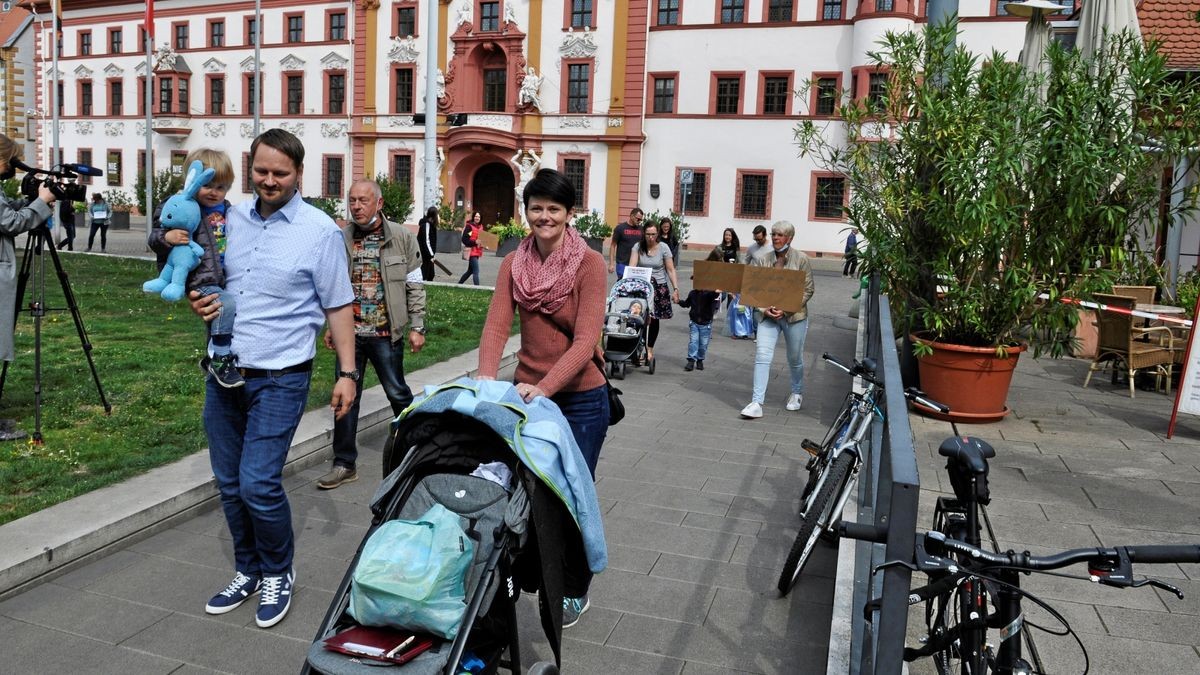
[786,394,803,411]
[740,402,763,418]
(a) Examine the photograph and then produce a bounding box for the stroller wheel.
[529,663,560,675]
[648,357,656,374]
[620,362,628,378]
[610,361,620,378]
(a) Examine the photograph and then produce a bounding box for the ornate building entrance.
[471,162,516,226]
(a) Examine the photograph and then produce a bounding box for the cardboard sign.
[693,260,743,293]
[477,229,500,251]
[622,266,653,283]
[740,266,808,314]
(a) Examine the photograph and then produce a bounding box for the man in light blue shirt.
[189,129,357,629]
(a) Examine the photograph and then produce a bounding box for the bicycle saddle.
[937,436,995,475]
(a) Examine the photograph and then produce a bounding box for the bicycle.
[776,353,941,596]
[882,531,1198,675]
[838,405,1200,675]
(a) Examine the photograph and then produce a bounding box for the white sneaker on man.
[786,394,803,411]
[740,402,763,419]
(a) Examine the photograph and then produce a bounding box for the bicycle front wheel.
[778,452,854,596]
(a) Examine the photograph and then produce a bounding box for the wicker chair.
[1112,285,1156,328]
[1083,293,1176,398]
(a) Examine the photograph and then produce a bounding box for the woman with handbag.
[457,211,484,285]
[476,168,607,628]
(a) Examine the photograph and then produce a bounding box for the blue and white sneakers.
[562,594,590,628]
[205,571,261,615]
[255,569,295,628]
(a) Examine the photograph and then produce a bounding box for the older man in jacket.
[319,178,427,489]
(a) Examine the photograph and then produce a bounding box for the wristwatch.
[411,326,427,335]
[337,369,361,382]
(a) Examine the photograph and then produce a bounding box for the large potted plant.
[436,202,465,253]
[375,173,414,224]
[796,22,1200,421]
[103,188,135,230]
[490,218,528,257]
[572,209,611,253]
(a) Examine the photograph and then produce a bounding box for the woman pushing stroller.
[476,168,608,628]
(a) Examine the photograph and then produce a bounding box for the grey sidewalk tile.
[634,452,767,483]
[51,549,143,590]
[679,511,764,537]
[86,556,260,626]
[703,473,797,502]
[680,662,759,674]
[725,494,807,527]
[288,493,375,528]
[597,477,734,517]
[728,532,837,581]
[602,516,741,564]
[589,568,717,624]
[1152,576,1200,616]
[1022,597,1106,636]
[606,610,827,674]
[560,637,685,674]
[129,528,235,572]
[292,520,369,562]
[986,514,1102,549]
[1045,502,1200,536]
[718,450,794,472]
[1097,605,1200,644]
[1,617,184,674]
[997,426,1133,449]
[1163,479,1200,496]
[599,466,709,490]
[649,552,790,598]
[606,544,662,575]
[171,506,234,539]
[1040,632,1200,674]
[639,441,732,462]
[296,551,359,593]
[119,612,308,673]
[607,500,688,527]
[0,582,172,644]
[704,587,834,639]
[595,445,645,470]
[1061,457,1200,483]
[1080,483,1196,514]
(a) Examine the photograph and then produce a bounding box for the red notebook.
[323,625,436,664]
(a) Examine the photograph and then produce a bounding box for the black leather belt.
[238,359,313,379]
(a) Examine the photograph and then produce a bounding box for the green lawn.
[0,255,500,525]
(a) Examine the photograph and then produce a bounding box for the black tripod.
[0,225,111,443]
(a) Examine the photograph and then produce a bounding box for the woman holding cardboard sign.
[740,221,815,419]
[629,220,679,363]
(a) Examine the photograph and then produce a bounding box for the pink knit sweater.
[478,249,608,396]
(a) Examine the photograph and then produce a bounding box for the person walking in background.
[740,221,815,419]
[607,207,643,279]
[417,206,438,281]
[744,224,768,264]
[458,211,484,285]
[189,129,357,630]
[658,217,681,262]
[679,284,720,371]
[55,200,75,251]
[319,178,426,491]
[86,192,111,252]
[843,228,859,277]
[714,227,740,263]
[476,168,607,628]
[629,220,680,363]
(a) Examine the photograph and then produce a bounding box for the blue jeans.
[615,263,627,280]
[332,335,415,469]
[203,370,311,576]
[688,322,713,361]
[194,283,236,338]
[751,317,808,405]
[551,385,609,479]
[458,255,480,285]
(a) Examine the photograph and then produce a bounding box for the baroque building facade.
[18,0,1197,255]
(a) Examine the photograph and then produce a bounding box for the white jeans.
[751,316,808,404]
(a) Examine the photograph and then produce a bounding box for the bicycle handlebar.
[822,352,882,385]
[923,530,1200,570]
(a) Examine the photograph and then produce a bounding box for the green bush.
[1176,270,1200,317]
[135,169,181,215]
[438,202,466,231]
[572,209,612,239]
[306,196,344,221]
[489,217,528,242]
[375,173,414,224]
[104,188,135,212]
[644,209,689,242]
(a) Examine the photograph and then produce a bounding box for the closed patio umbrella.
[1007,0,1064,99]
[1076,0,1141,61]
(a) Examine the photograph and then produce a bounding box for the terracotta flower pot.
[911,334,1026,423]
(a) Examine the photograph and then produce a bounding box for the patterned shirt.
[351,228,390,338]
[201,203,228,265]
[223,191,353,369]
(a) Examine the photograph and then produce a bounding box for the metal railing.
[848,275,922,674]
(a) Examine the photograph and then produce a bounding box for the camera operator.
[0,133,57,365]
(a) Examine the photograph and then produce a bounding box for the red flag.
[145,0,154,41]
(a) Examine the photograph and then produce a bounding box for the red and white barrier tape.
[1042,294,1194,328]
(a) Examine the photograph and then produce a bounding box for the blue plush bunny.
[143,160,214,302]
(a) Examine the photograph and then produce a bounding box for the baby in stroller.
[605,300,645,337]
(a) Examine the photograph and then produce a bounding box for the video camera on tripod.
[12,159,102,203]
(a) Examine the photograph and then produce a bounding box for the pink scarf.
[511,226,589,314]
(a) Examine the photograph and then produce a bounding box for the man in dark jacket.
[417,206,438,281]
[55,200,75,250]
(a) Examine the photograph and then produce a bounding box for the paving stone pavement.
[0,242,862,674]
